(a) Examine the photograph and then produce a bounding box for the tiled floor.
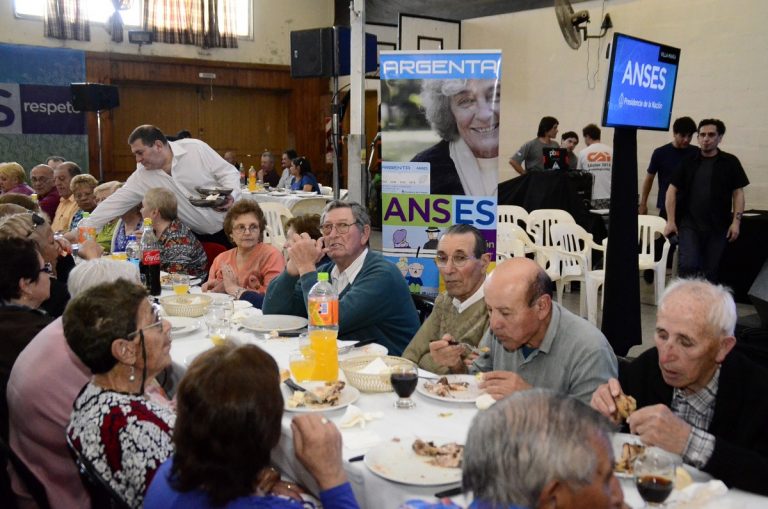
[369,229,757,358]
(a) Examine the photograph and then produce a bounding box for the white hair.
[659,278,737,337]
[67,258,140,297]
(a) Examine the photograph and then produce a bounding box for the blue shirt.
[290,172,320,193]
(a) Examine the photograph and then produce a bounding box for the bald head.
[30,164,55,195]
[485,258,554,350]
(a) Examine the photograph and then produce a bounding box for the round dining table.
[166,291,768,509]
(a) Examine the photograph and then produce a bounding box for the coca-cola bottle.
[139,218,162,296]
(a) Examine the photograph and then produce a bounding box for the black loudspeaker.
[290,28,334,78]
[70,83,120,111]
[748,258,768,328]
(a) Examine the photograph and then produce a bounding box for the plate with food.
[416,374,484,403]
[189,195,226,208]
[166,316,201,337]
[240,314,308,333]
[282,381,359,413]
[364,436,463,486]
[611,433,711,485]
[160,272,202,289]
[195,186,233,196]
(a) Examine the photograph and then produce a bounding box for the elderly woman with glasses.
[65,279,176,509]
[0,238,52,441]
[0,162,34,196]
[145,344,358,509]
[202,200,284,299]
[68,174,99,231]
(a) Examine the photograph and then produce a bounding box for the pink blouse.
[208,243,285,294]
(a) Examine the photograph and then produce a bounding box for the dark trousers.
[195,229,233,249]
[678,226,728,282]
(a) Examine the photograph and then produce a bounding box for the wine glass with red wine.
[633,448,676,506]
[390,364,418,409]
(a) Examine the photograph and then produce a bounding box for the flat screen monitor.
[542,147,569,170]
[602,33,681,131]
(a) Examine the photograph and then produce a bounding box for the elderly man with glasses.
[29,164,60,219]
[263,200,419,356]
[431,257,617,404]
[402,224,491,373]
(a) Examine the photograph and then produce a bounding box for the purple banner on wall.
[19,84,85,135]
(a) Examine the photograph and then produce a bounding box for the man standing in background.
[639,116,698,217]
[508,116,560,175]
[664,119,749,282]
[577,124,613,209]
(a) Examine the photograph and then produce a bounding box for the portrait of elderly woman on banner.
[411,78,501,197]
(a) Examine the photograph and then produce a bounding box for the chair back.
[526,209,575,248]
[200,241,228,274]
[497,223,533,260]
[637,214,668,265]
[319,185,333,196]
[259,202,293,251]
[290,197,329,217]
[65,434,132,509]
[498,205,529,229]
[550,222,595,278]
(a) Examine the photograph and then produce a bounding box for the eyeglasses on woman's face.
[26,213,46,238]
[127,303,164,340]
[233,224,260,235]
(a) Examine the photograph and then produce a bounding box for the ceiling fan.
[554,0,613,50]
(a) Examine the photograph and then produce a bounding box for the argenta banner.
[380,50,501,296]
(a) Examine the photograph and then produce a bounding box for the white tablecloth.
[167,301,768,509]
[239,189,331,212]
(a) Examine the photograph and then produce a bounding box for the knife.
[434,486,462,498]
[338,338,380,355]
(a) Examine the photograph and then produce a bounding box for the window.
[14,0,250,37]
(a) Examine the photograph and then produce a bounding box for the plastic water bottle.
[139,218,162,296]
[125,235,140,269]
[307,272,339,381]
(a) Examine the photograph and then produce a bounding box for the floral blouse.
[158,219,208,277]
[67,382,176,509]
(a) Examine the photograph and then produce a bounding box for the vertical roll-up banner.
[380,50,501,295]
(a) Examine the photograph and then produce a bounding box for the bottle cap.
[143,218,152,226]
[318,272,329,282]
[82,212,90,218]
[127,235,136,241]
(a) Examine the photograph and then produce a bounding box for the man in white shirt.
[80,124,240,245]
[277,149,297,189]
[577,123,613,208]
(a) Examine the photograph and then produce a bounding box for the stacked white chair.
[258,202,293,252]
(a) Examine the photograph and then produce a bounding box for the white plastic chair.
[526,209,575,265]
[496,224,534,260]
[549,223,605,317]
[290,197,329,217]
[498,205,529,229]
[585,238,608,326]
[638,215,671,304]
[319,185,333,196]
[258,202,293,252]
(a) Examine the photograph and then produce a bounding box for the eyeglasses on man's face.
[435,253,476,268]
[319,222,356,235]
[233,224,260,235]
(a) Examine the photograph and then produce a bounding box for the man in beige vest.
[403,224,490,373]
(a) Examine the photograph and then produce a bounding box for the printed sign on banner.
[0,83,22,134]
[20,84,85,135]
[380,50,502,296]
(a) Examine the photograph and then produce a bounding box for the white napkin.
[475,393,496,410]
[338,404,383,429]
[359,357,390,375]
[668,480,728,507]
[342,430,382,450]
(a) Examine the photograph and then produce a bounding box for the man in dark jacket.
[664,119,749,281]
[591,278,768,495]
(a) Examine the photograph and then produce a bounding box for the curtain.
[44,0,90,41]
[107,0,131,43]
[144,0,238,49]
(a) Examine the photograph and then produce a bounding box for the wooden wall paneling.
[339,90,380,191]
[287,79,332,186]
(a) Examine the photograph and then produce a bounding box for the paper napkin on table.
[338,404,383,429]
[359,357,390,375]
[668,480,727,507]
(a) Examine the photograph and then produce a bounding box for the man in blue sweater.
[263,200,419,356]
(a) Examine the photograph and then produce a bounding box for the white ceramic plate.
[240,314,308,332]
[232,307,262,324]
[611,433,710,482]
[416,375,484,404]
[364,436,462,486]
[294,190,318,196]
[269,191,288,196]
[167,316,201,337]
[282,382,360,413]
[233,300,253,310]
[337,341,388,358]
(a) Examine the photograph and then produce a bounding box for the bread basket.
[339,355,416,393]
[159,294,212,317]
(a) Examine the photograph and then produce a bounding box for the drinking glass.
[289,349,316,382]
[634,448,676,506]
[208,320,230,347]
[390,364,418,409]
[207,294,234,323]
[172,273,190,295]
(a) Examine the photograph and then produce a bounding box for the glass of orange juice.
[172,273,190,295]
[289,350,316,382]
[209,320,230,346]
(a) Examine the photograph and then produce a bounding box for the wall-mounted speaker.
[290,27,378,78]
[70,83,120,112]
